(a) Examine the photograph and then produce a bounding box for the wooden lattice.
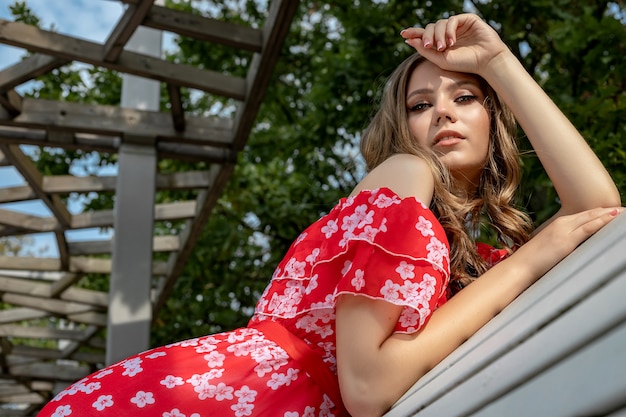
[0,1,298,414]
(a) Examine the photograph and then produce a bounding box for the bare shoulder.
[351,154,434,204]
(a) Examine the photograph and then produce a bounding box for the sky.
[0,0,134,256]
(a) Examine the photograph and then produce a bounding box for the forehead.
[407,61,483,92]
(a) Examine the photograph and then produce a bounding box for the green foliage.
[10,1,625,346]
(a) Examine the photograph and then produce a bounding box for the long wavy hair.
[360,53,534,294]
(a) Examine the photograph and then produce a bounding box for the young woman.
[39,13,621,417]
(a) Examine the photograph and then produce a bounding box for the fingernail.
[447,37,455,47]
[423,39,431,48]
[437,41,444,51]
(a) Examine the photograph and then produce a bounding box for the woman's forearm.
[480,51,621,214]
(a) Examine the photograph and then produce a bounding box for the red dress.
[39,188,499,417]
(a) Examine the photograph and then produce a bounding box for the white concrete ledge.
[386,212,626,417]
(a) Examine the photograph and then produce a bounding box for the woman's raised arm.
[402,14,621,227]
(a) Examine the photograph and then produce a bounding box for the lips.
[433,130,465,146]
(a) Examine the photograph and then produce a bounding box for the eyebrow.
[407,80,482,100]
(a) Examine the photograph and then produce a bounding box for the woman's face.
[406,60,491,191]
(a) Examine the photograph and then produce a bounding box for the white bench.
[386,212,626,417]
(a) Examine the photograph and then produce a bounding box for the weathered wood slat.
[0,19,247,99]
[5,98,233,146]
[0,185,35,203]
[9,363,90,381]
[0,53,68,91]
[0,308,48,324]
[144,5,263,52]
[104,0,155,62]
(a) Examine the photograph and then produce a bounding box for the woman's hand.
[400,13,509,76]
[513,207,624,279]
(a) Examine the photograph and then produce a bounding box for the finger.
[433,19,449,51]
[400,27,423,39]
[445,15,460,47]
[576,207,623,235]
[421,23,436,49]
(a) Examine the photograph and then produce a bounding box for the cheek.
[407,115,430,147]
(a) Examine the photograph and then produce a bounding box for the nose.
[434,102,457,125]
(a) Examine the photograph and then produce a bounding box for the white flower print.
[122,358,143,377]
[372,193,400,208]
[145,351,166,359]
[80,382,101,394]
[284,412,299,417]
[163,408,185,417]
[283,257,307,278]
[294,232,308,245]
[234,385,257,403]
[186,373,211,387]
[339,230,356,248]
[426,236,449,266]
[396,261,416,280]
[351,269,365,290]
[303,406,316,417]
[227,330,247,343]
[295,314,317,332]
[380,279,401,302]
[205,368,225,380]
[268,285,303,316]
[92,394,113,411]
[232,401,255,417]
[130,391,155,408]
[51,405,72,417]
[92,369,113,379]
[304,274,318,295]
[341,260,352,276]
[419,273,437,298]
[226,336,268,357]
[193,382,217,400]
[204,350,226,367]
[398,307,420,330]
[214,382,235,401]
[267,368,299,390]
[415,215,434,237]
[358,225,379,241]
[321,219,338,238]
[305,248,320,264]
[160,375,184,388]
[399,280,422,306]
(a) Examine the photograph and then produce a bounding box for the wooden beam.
[0,89,22,116]
[9,363,90,382]
[0,19,246,99]
[5,98,234,146]
[41,170,211,194]
[0,308,47,324]
[232,0,300,150]
[103,0,156,62]
[1,144,71,228]
[0,208,58,233]
[0,185,35,204]
[0,53,68,91]
[144,5,263,52]
[167,83,185,132]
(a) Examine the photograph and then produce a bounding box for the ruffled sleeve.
[253,188,450,335]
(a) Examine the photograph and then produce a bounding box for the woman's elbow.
[339,377,392,417]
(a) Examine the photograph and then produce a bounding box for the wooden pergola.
[0,1,298,415]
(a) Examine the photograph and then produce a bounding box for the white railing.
[386,212,626,417]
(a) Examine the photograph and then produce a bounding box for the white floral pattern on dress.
[40,188,461,417]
